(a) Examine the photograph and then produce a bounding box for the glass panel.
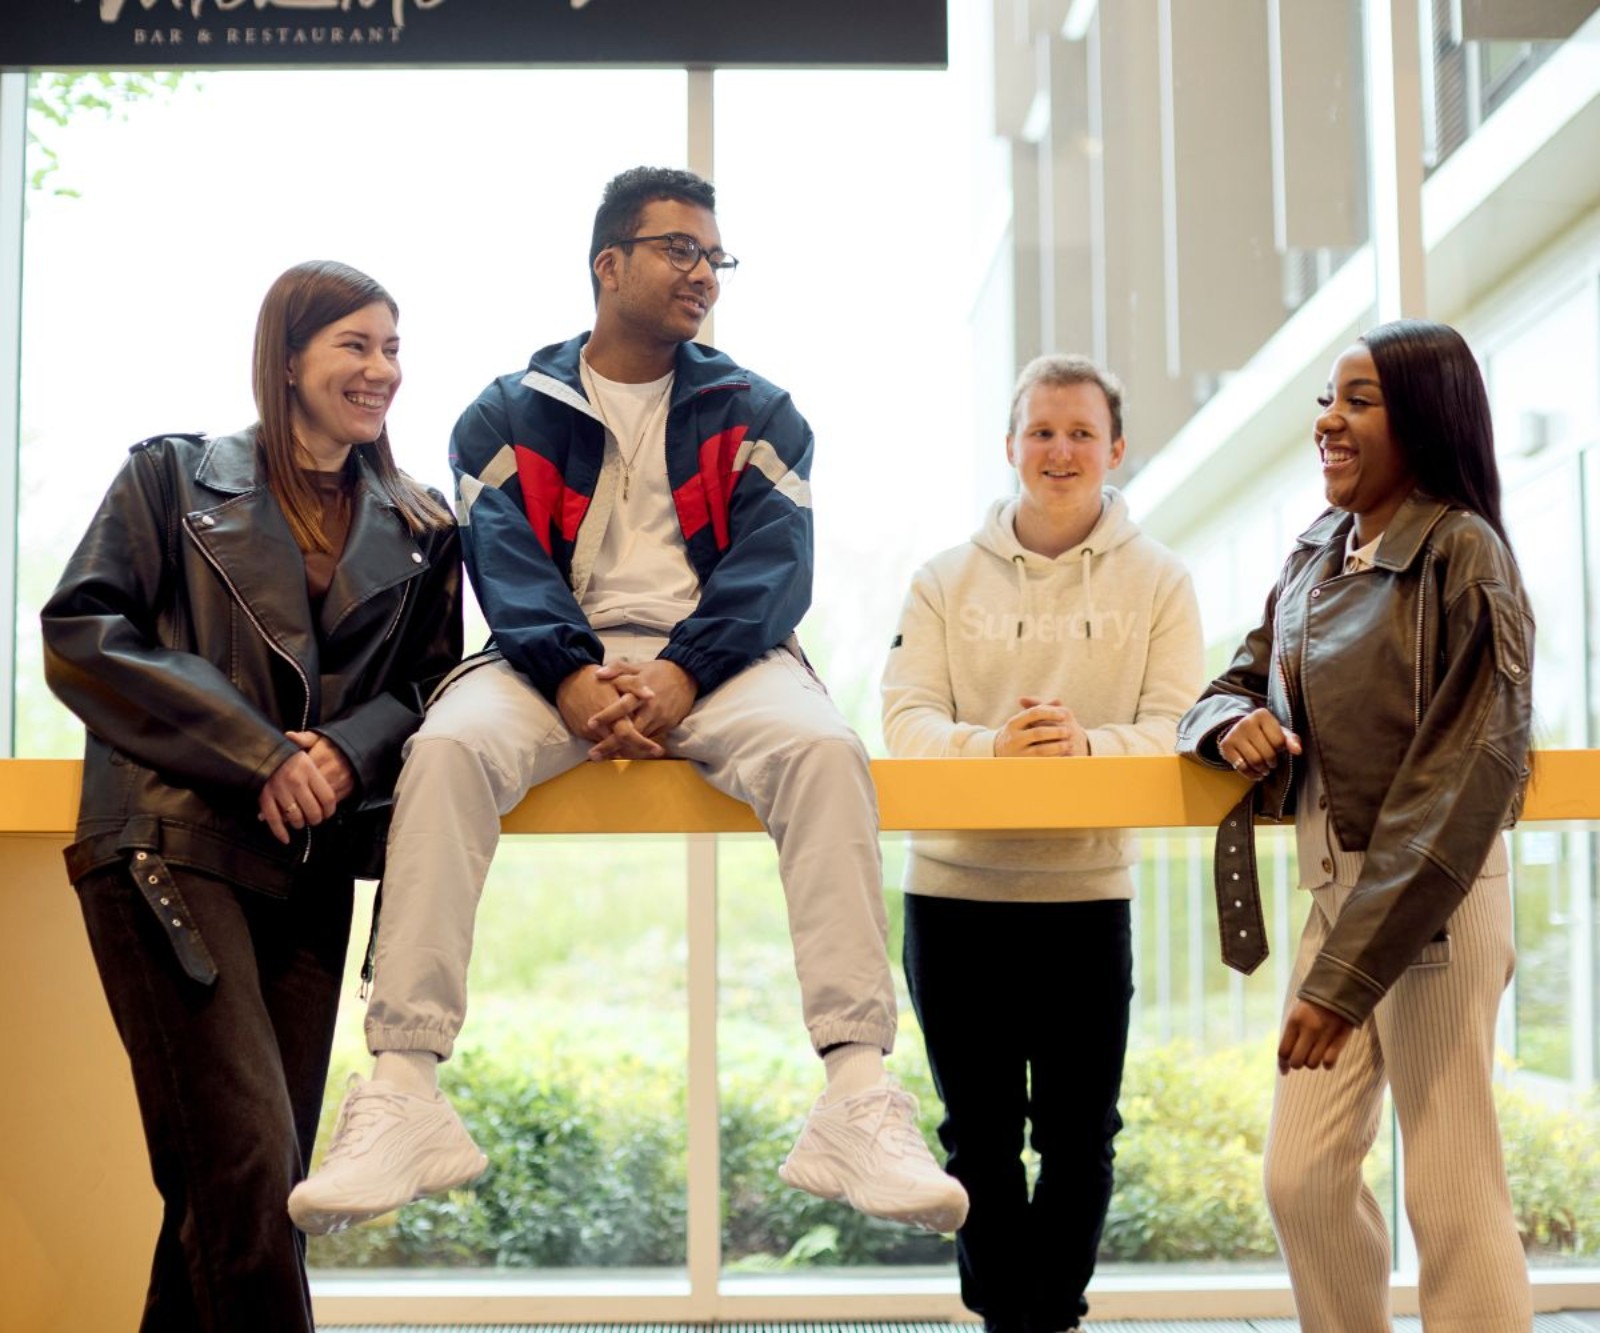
[1590,445,1600,746]
[712,59,1007,755]
[717,832,953,1278]
[311,835,690,1274]
[1499,367,1588,1092]
[1505,462,1585,746]
[711,49,995,1284]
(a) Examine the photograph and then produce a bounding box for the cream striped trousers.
[1264,866,1533,1331]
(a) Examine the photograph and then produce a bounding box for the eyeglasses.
[611,232,739,278]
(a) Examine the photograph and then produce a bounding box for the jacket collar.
[1294,491,1453,572]
[194,426,268,495]
[187,426,427,643]
[524,331,751,410]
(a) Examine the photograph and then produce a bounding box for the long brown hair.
[252,260,451,550]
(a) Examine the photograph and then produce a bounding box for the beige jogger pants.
[364,630,897,1061]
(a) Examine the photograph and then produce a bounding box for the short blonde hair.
[1008,353,1125,442]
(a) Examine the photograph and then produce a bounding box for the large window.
[10,0,1600,1316]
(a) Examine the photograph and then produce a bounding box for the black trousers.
[904,893,1133,1333]
[77,860,353,1333]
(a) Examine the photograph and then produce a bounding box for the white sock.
[822,1043,885,1102]
[372,1049,439,1098]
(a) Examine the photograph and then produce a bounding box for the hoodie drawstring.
[1014,547,1097,649]
[1081,547,1096,648]
[1012,554,1027,650]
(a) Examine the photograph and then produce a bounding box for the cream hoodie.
[882,489,1204,902]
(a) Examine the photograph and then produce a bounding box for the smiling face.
[596,198,721,354]
[287,299,400,470]
[1316,344,1415,542]
[1006,379,1125,554]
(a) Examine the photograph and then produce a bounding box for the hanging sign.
[2,0,948,70]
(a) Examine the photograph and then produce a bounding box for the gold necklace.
[580,356,673,502]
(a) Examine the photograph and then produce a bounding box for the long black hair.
[1361,318,1510,547]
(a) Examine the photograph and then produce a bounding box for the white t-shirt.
[579,359,702,633]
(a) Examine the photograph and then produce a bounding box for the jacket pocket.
[1409,930,1452,970]
[1486,585,1533,686]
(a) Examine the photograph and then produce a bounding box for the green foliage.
[27,71,188,195]
[306,1036,1600,1273]
[1498,1081,1600,1256]
[1102,1041,1280,1262]
[310,1052,688,1269]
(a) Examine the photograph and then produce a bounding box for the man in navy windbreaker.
[290,166,969,1237]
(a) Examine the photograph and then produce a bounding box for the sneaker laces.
[325,1075,410,1158]
[854,1083,929,1161]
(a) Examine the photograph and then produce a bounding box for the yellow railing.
[4,749,1598,836]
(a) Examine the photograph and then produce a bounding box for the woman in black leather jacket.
[42,260,462,1333]
[1177,320,1534,1331]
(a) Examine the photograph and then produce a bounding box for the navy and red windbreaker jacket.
[450,331,815,701]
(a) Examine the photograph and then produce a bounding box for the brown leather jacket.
[43,429,463,896]
[1177,492,1533,1024]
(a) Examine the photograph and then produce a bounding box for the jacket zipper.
[380,576,411,644]
[1271,645,1296,818]
[186,523,315,863]
[1270,586,1302,821]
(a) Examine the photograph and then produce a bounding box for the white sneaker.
[287,1074,487,1235]
[778,1078,969,1232]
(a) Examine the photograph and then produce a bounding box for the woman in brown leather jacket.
[1177,319,1534,1331]
[41,261,461,1333]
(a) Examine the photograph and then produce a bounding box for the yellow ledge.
[3,750,1597,837]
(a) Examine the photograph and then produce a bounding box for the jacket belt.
[1214,790,1269,975]
[126,850,219,986]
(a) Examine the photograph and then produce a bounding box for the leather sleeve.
[1177,577,1285,766]
[41,440,299,792]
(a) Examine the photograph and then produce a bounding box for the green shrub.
[1102,1041,1279,1262]
[307,1040,1600,1272]
[1498,1081,1600,1256]
[310,1052,687,1269]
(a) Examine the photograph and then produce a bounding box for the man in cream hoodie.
[882,354,1203,1333]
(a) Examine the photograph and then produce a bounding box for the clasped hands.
[558,658,698,762]
[1219,707,1353,1074]
[259,731,356,845]
[993,696,1089,757]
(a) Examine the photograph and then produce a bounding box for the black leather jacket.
[1177,493,1533,1024]
[42,429,462,894]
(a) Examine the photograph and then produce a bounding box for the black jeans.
[904,893,1133,1333]
[77,860,353,1333]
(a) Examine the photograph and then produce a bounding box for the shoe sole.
[778,1159,968,1233]
[289,1147,488,1236]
